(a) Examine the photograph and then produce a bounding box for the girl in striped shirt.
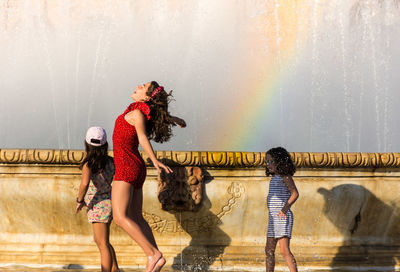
[265,147,299,272]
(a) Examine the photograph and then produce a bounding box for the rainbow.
[213,1,319,151]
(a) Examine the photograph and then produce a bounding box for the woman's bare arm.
[125,110,172,173]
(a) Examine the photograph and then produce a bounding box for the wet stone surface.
[0,266,396,272]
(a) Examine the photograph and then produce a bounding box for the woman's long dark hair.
[265,147,296,176]
[145,81,175,143]
[79,142,110,174]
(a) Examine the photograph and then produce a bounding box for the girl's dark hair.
[79,141,111,174]
[145,81,175,143]
[265,147,296,176]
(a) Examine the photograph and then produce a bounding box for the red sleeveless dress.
[112,102,151,188]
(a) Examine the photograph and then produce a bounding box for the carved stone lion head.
[157,166,204,212]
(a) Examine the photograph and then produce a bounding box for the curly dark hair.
[79,141,112,174]
[265,147,296,176]
[145,81,176,143]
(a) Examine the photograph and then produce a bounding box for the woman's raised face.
[131,82,151,102]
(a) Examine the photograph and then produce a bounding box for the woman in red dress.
[112,81,186,272]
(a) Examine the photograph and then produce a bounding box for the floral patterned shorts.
[85,193,112,223]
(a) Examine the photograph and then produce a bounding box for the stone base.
[1,150,400,270]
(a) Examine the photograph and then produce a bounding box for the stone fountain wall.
[1,149,400,270]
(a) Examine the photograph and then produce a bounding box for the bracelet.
[76,197,84,204]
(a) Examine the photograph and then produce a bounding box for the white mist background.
[1,0,399,152]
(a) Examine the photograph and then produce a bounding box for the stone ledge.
[1,149,400,168]
[1,243,399,268]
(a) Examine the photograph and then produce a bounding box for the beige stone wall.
[1,150,400,270]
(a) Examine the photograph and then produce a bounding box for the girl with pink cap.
[76,126,120,272]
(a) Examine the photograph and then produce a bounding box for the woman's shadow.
[171,196,231,271]
[318,183,400,268]
[156,163,231,271]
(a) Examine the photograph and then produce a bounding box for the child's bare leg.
[112,181,164,272]
[92,222,113,272]
[109,243,119,272]
[265,237,278,272]
[278,237,297,272]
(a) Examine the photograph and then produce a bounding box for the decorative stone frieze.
[145,182,245,233]
[0,149,85,164]
[1,149,400,168]
[157,166,204,212]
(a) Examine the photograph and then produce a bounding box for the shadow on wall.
[171,195,232,271]
[318,184,400,268]
[156,164,231,271]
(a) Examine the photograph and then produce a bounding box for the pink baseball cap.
[85,126,107,146]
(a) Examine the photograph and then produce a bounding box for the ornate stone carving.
[0,149,85,164]
[157,166,204,212]
[289,152,400,168]
[143,182,245,233]
[1,149,400,168]
[216,182,245,218]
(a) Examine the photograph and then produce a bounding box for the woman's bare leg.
[129,188,165,271]
[278,237,297,272]
[265,237,278,272]
[112,180,164,272]
[92,222,119,272]
[127,187,158,248]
